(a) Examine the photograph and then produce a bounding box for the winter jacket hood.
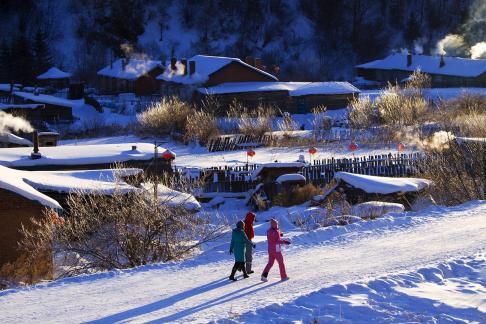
[244,212,255,240]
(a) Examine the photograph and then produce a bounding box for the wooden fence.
[190,153,422,193]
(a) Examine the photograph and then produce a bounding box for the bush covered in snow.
[350,201,405,219]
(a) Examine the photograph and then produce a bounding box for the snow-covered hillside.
[1,201,485,323]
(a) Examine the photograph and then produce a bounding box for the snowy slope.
[1,201,485,323]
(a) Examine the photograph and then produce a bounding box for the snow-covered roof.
[37,67,72,80]
[0,165,61,209]
[97,58,162,80]
[142,183,201,211]
[250,162,305,180]
[276,173,306,183]
[14,92,82,109]
[24,168,142,195]
[0,133,32,146]
[157,55,278,85]
[0,103,43,110]
[334,172,431,194]
[198,81,359,96]
[0,143,174,168]
[0,84,20,92]
[356,53,486,78]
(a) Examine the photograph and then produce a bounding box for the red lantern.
[161,151,175,160]
[247,149,256,157]
[349,142,358,152]
[308,147,317,155]
[397,142,405,152]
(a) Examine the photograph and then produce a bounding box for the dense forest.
[0,0,483,85]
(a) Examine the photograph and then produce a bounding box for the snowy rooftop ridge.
[37,67,72,80]
[250,162,306,180]
[335,172,432,194]
[356,53,486,78]
[14,91,83,109]
[158,55,278,85]
[0,133,32,146]
[97,58,162,80]
[198,81,360,96]
[0,143,173,168]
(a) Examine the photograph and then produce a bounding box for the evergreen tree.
[32,28,52,77]
[404,13,421,48]
[0,39,11,83]
[10,33,34,85]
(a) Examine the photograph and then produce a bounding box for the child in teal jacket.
[229,220,255,281]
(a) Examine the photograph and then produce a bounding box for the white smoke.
[470,42,486,59]
[0,111,34,134]
[435,34,469,57]
[400,130,455,152]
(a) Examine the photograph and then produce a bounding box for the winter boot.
[240,262,250,278]
[229,263,238,281]
[246,262,254,274]
[261,272,268,282]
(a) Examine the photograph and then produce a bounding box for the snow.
[357,53,486,77]
[158,55,278,85]
[275,173,306,183]
[0,133,32,146]
[199,81,359,96]
[335,172,431,194]
[0,103,43,110]
[350,201,406,218]
[1,201,486,322]
[14,91,83,109]
[37,67,72,80]
[97,58,162,80]
[0,84,20,92]
[0,143,171,168]
[0,165,61,209]
[142,183,201,211]
[23,169,141,195]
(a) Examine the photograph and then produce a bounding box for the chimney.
[254,58,263,70]
[407,53,412,67]
[171,57,177,71]
[122,57,128,71]
[439,55,445,68]
[189,60,196,75]
[181,58,187,75]
[31,130,41,159]
[245,56,254,66]
[132,145,137,151]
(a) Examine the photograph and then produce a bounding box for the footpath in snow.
[1,201,486,323]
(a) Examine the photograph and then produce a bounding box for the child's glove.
[280,232,284,237]
[253,244,256,248]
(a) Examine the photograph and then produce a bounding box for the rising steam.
[435,34,469,57]
[0,111,34,134]
[470,42,486,59]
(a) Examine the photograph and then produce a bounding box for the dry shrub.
[137,96,192,136]
[404,69,431,94]
[273,183,322,207]
[278,112,297,133]
[18,188,225,279]
[348,96,380,129]
[377,84,428,128]
[184,110,220,144]
[420,139,486,205]
[236,105,276,137]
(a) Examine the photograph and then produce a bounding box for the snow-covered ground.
[1,201,485,323]
[59,135,412,169]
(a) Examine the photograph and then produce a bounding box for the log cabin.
[36,67,72,89]
[356,53,486,87]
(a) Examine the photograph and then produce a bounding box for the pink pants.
[263,251,287,279]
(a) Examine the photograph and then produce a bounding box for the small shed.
[250,162,306,184]
[37,67,72,89]
[38,132,60,147]
[326,172,432,209]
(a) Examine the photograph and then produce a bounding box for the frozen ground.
[1,201,485,323]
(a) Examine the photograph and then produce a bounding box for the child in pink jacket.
[261,218,291,281]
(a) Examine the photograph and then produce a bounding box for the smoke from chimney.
[0,111,33,134]
[181,58,187,75]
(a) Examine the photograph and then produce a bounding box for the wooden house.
[157,55,277,97]
[0,142,175,176]
[356,53,486,87]
[197,81,359,114]
[250,162,305,184]
[11,92,75,123]
[97,58,164,96]
[36,67,72,89]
